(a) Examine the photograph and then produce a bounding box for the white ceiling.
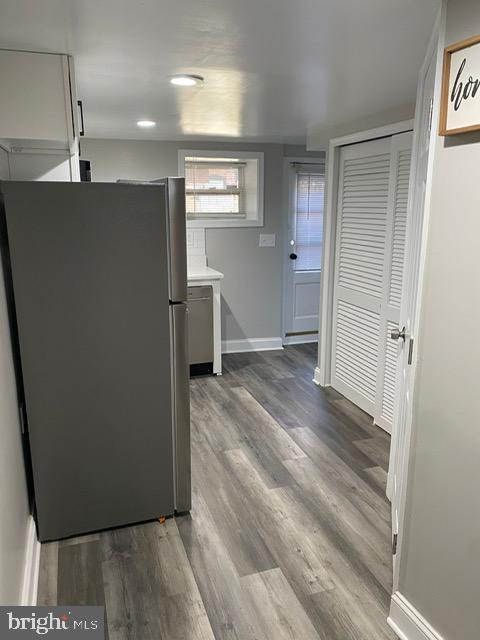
[0,0,439,144]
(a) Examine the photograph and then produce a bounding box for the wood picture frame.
[440,35,480,136]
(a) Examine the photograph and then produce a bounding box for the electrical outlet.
[259,233,276,247]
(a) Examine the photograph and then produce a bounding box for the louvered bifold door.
[331,138,392,415]
[374,132,413,432]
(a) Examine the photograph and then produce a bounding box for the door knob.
[289,253,297,260]
[391,326,406,342]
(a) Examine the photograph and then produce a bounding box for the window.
[294,171,324,271]
[185,159,246,217]
[179,150,264,228]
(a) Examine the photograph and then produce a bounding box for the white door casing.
[283,160,324,341]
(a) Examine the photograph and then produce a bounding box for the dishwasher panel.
[187,286,214,375]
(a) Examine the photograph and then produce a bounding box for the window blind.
[295,172,325,271]
[185,160,246,217]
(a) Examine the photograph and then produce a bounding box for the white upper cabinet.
[0,50,78,149]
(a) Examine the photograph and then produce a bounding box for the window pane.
[295,173,324,271]
[185,160,245,216]
[186,193,240,214]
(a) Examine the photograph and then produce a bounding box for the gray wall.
[0,146,31,603]
[82,139,324,343]
[399,1,480,638]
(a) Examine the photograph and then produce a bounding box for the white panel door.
[389,34,438,582]
[375,132,413,432]
[331,138,392,415]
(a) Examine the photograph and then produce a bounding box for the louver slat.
[338,153,390,298]
[335,300,380,404]
[388,150,412,309]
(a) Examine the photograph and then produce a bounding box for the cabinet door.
[0,50,71,145]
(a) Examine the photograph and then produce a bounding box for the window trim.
[178,149,264,228]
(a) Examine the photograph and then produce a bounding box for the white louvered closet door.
[374,132,413,432]
[331,133,412,429]
[332,138,392,416]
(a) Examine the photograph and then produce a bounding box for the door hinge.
[427,98,434,135]
[392,533,398,555]
[408,338,414,365]
[18,404,26,435]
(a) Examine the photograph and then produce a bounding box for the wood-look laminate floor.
[38,344,397,640]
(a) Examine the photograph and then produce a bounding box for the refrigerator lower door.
[171,302,191,512]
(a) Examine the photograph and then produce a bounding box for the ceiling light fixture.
[137,120,156,128]
[170,74,204,87]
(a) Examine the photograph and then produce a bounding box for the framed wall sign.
[440,35,480,136]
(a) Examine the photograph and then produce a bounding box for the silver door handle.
[188,297,211,302]
[391,326,406,342]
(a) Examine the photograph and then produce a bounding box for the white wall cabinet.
[0,49,81,181]
[0,50,76,146]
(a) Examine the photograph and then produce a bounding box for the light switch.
[259,233,276,247]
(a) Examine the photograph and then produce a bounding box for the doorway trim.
[282,156,325,345]
[315,119,414,387]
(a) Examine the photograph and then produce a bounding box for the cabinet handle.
[77,100,85,137]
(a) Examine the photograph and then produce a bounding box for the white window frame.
[178,149,264,228]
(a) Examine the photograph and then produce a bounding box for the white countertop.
[187,266,224,282]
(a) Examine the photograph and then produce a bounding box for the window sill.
[186,217,264,229]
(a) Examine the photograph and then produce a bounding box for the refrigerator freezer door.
[171,302,191,512]
[1,181,176,541]
[153,177,187,303]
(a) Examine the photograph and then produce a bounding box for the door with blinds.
[284,163,325,339]
[331,132,412,432]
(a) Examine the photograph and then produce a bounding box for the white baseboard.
[283,334,318,346]
[312,366,323,386]
[388,592,444,640]
[21,516,41,606]
[222,337,283,354]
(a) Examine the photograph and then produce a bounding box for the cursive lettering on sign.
[451,58,480,111]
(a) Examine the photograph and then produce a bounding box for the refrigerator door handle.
[172,302,191,512]
[153,177,188,303]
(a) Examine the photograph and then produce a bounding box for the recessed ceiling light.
[137,120,156,128]
[170,74,204,87]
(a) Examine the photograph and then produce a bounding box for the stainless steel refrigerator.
[0,178,190,542]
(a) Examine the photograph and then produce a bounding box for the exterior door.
[331,133,412,430]
[284,163,325,341]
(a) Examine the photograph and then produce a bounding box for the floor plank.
[241,568,321,640]
[37,345,395,640]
